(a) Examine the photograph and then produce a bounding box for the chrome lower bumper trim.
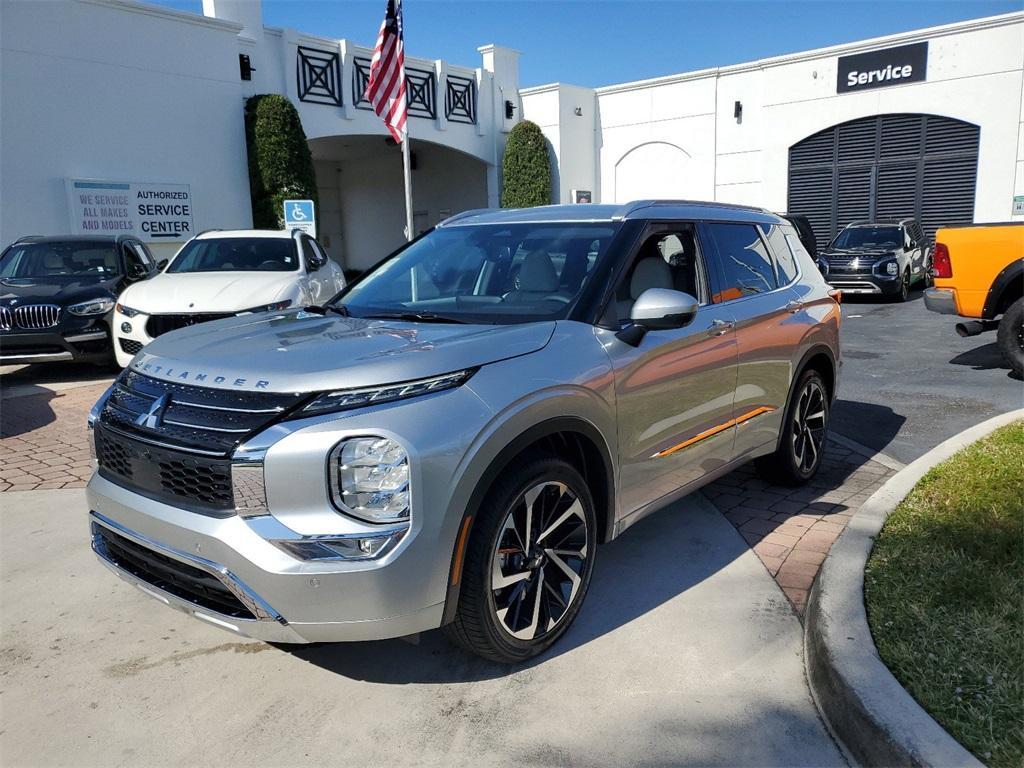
[89,511,306,642]
[63,330,109,342]
[0,351,74,361]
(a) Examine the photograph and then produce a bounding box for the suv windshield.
[0,242,119,279]
[831,226,901,250]
[335,223,619,324]
[167,237,298,273]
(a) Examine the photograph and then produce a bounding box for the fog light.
[885,262,899,276]
[329,437,410,523]
[121,322,132,333]
[271,529,406,561]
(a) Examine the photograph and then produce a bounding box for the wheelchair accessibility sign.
[284,199,316,238]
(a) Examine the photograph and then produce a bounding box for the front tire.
[996,298,1024,377]
[893,269,910,302]
[755,369,830,486]
[445,455,598,663]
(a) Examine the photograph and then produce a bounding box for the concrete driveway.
[1,489,843,767]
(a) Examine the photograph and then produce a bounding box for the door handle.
[707,318,735,336]
[785,300,803,314]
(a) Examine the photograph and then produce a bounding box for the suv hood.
[130,311,556,393]
[122,272,298,313]
[0,275,120,304]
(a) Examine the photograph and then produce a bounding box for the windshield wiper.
[361,311,470,324]
[302,304,349,317]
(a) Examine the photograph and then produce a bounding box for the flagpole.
[401,135,414,241]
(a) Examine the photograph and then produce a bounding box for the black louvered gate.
[787,114,979,249]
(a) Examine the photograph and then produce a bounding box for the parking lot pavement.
[0,381,109,490]
[2,489,843,768]
[704,439,894,614]
[831,291,1023,465]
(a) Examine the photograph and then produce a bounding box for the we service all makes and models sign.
[66,179,194,242]
[837,42,928,94]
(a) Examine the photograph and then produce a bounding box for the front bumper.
[923,288,959,315]
[112,309,153,367]
[824,271,902,296]
[0,322,112,365]
[86,472,446,643]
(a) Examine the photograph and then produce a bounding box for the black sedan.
[0,235,161,366]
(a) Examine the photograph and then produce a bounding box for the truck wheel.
[755,369,829,486]
[996,298,1024,377]
[445,454,597,663]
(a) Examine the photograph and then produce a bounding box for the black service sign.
[837,42,928,94]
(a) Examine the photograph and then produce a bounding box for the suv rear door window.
[763,225,798,285]
[706,223,778,300]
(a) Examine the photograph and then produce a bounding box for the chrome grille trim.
[14,304,60,329]
[0,306,11,331]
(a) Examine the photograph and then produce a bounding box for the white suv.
[113,229,345,367]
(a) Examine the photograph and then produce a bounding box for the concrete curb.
[806,409,1024,767]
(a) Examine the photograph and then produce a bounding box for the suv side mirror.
[617,288,699,345]
[156,258,168,271]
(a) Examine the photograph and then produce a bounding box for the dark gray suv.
[819,218,930,301]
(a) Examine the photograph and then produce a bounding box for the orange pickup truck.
[924,222,1023,375]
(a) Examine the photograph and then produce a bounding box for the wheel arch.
[439,415,616,626]
[772,344,838,453]
[983,261,1024,319]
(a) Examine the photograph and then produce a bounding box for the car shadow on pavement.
[0,389,60,438]
[284,499,747,684]
[949,342,1014,375]
[829,399,906,456]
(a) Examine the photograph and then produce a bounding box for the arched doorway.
[787,114,979,247]
[614,142,691,203]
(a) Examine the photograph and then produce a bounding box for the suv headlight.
[329,437,410,523]
[69,297,115,316]
[884,261,899,276]
[302,369,475,416]
[116,303,142,318]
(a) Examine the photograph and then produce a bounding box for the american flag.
[365,0,408,143]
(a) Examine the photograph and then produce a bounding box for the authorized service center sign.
[65,179,194,242]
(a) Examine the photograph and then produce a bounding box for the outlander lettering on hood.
[131,357,271,389]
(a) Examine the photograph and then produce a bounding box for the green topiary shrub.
[501,120,552,208]
[244,94,318,229]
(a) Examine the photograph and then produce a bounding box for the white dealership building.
[1,1,1022,270]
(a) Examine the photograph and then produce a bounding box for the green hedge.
[501,120,552,208]
[244,94,318,229]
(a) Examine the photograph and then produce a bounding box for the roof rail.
[613,199,766,220]
[14,235,44,243]
[195,228,223,237]
[437,208,495,227]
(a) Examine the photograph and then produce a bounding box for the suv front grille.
[100,369,304,455]
[13,304,60,329]
[0,307,11,331]
[146,313,234,338]
[95,425,234,514]
[93,523,255,619]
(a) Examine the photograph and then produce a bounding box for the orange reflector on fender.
[828,289,842,304]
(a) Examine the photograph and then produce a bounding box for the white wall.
[521,12,1024,222]
[0,0,254,259]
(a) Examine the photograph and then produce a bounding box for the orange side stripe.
[449,515,474,586]
[652,406,776,459]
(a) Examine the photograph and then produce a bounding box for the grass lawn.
[865,421,1024,768]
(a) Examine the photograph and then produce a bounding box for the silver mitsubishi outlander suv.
[86,201,841,663]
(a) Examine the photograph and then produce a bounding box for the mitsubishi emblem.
[135,393,170,429]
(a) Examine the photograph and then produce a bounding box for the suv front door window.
[605,223,739,514]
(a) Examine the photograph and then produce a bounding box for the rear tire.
[444,454,598,663]
[755,369,830,486]
[996,298,1024,377]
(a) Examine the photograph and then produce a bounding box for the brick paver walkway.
[2,379,894,617]
[703,439,895,614]
[0,383,110,491]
